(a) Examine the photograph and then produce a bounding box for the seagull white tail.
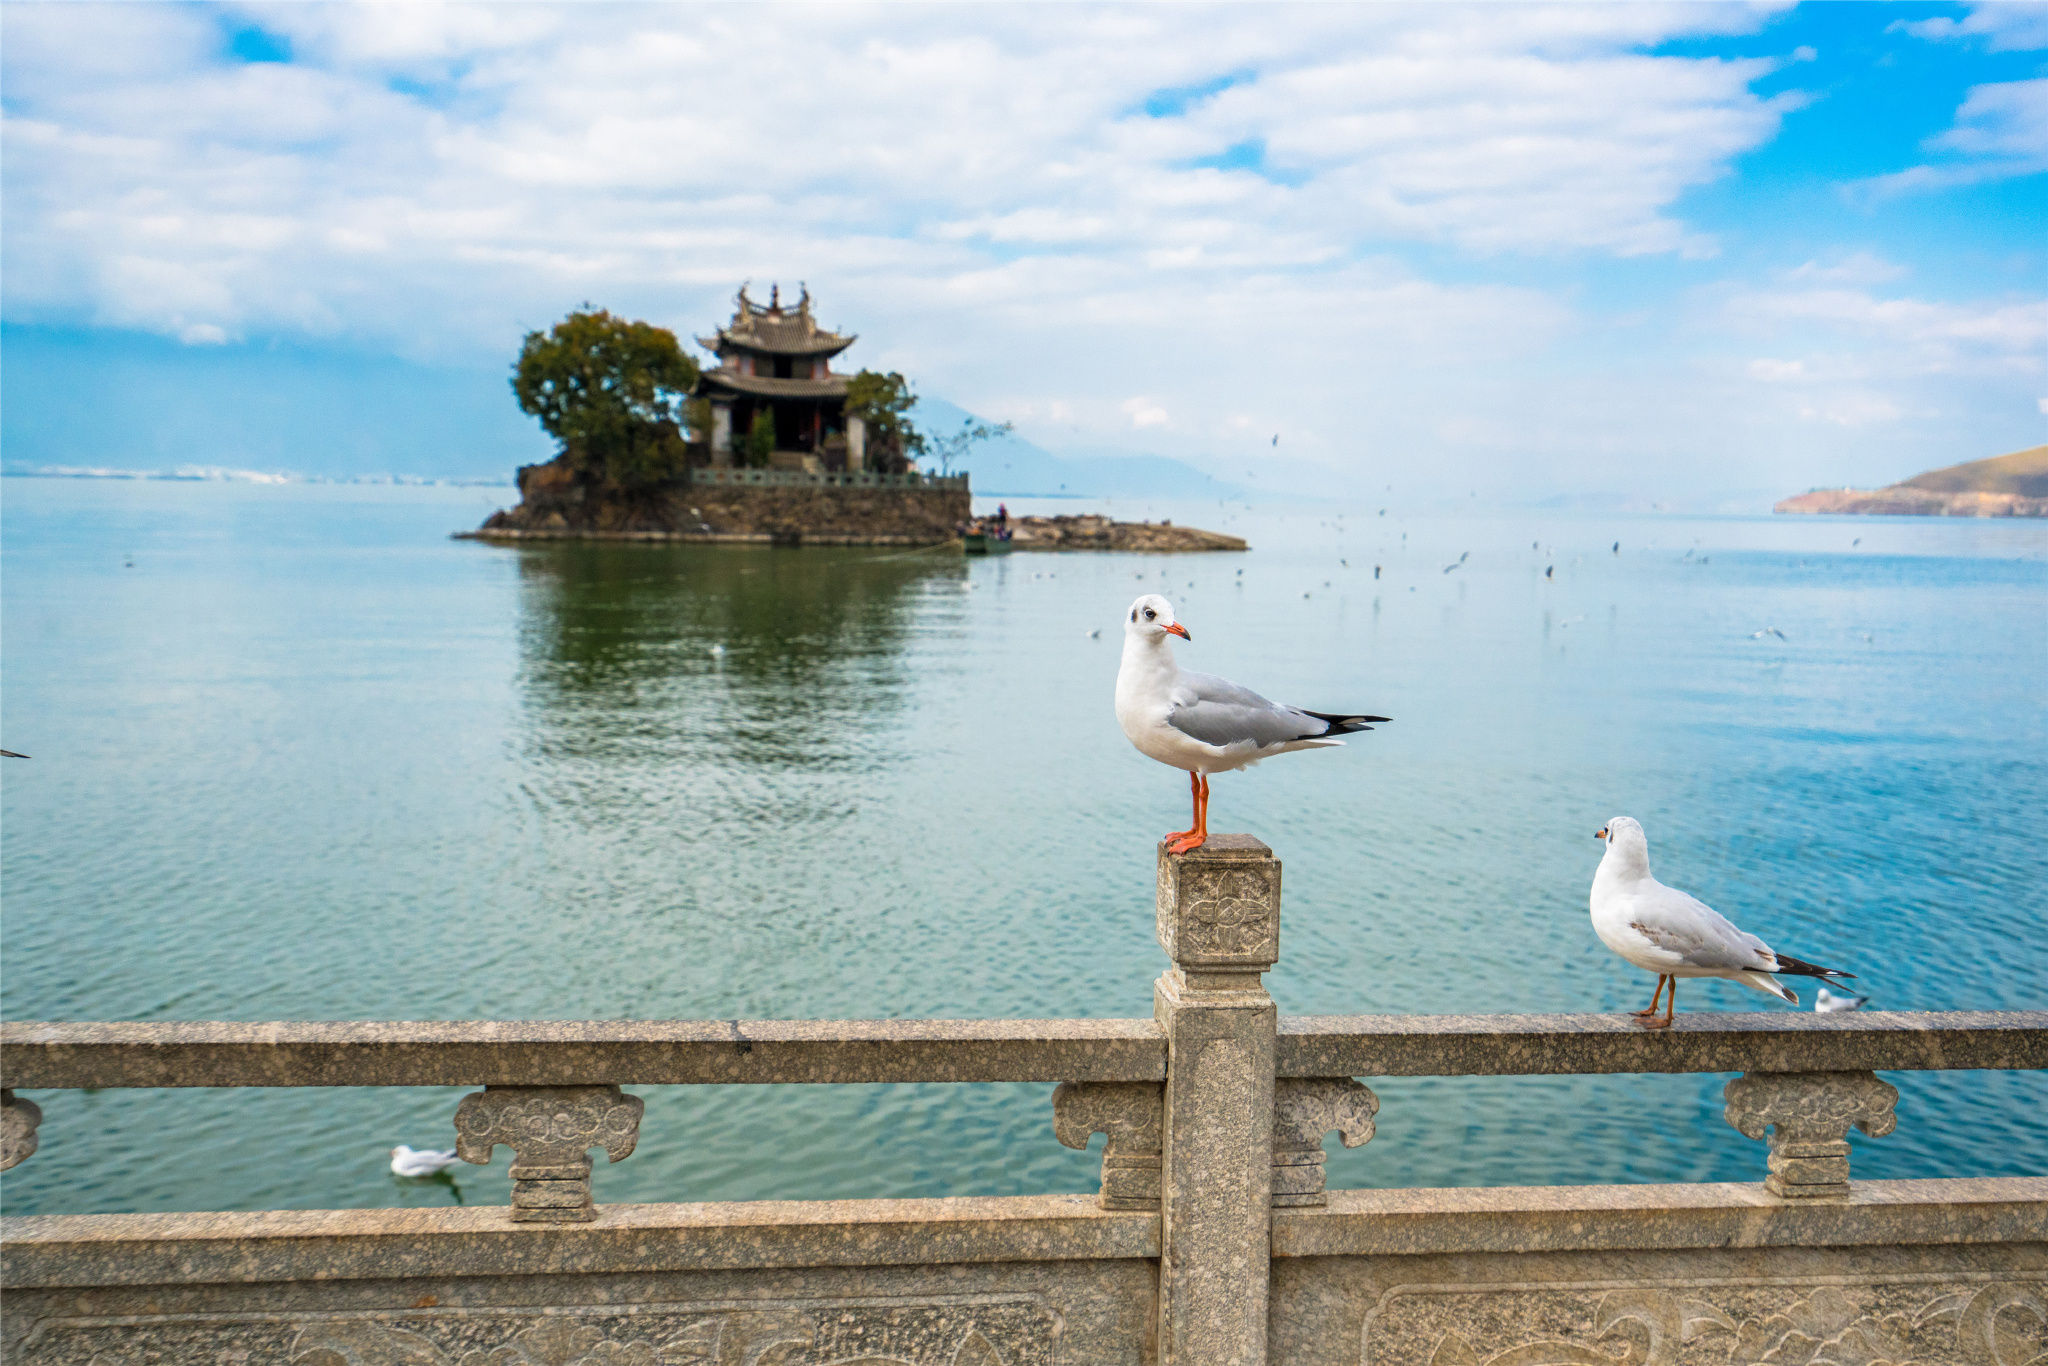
[1737,971,1797,1005]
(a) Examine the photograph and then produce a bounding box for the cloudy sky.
[3,1,2043,500]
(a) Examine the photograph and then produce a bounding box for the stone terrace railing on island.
[3,836,2044,1366]
[688,467,970,491]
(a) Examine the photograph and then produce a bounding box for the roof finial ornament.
[736,281,753,317]
[769,282,781,312]
[797,282,811,316]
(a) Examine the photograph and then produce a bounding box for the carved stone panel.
[454,1085,644,1222]
[1,1088,41,1171]
[1052,1080,1164,1209]
[26,1295,1062,1366]
[1271,1078,1377,1208]
[1155,835,1280,978]
[1722,1070,1898,1198]
[1358,1278,2047,1366]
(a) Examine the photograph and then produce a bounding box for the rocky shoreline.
[1007,513,1247,552]
[1775,487,2046,518]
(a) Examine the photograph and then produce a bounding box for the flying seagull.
[1589,817,1852,1029]
[390,1145,461,1178]
[1114,594,1387,854]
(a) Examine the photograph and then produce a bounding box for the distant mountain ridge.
[1776,444,2048,518]
[917,399,1245,501]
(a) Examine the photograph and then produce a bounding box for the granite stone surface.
[0,1017,1167,1089]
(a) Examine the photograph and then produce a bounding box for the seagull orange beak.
[1594,828,1608,840]
[1162,622,1190,640]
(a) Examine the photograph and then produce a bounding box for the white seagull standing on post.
[1114,594,1388,854]
[1589,816,1854,1029]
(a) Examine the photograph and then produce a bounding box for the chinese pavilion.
[695,284,872,471]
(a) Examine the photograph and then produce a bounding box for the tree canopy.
[844,370,924,470]
[512,308,700,485]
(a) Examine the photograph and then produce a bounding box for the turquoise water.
[2,476,2043,1215]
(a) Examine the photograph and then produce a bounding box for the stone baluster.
[1154,834,1281,1366]
[1052,1081,1164,1209]
[1,1089,41,1171]
[1722,1071,1898,1199]
[1271,1078,1378,1208]
[454,1084,644,1222]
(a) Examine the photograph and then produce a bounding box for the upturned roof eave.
[696,370,853,400]
[697,330,858,360]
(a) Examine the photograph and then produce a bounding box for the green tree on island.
[845,370,1010,475]
[512,308,700,485]
[743,409,776,468]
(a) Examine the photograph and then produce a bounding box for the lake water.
[2,475,2043,1216]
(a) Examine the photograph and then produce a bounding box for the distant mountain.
[1777,444,2048,518]
[916,398,1245,500]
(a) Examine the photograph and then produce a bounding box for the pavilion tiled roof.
[699,284,856,359]
[696,369,850,400]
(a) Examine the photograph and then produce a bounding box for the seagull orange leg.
[1164,770,1200,845]
[1632,976,1667,1018]
[1639,978,1676,1030]
[1167,774,1210,855]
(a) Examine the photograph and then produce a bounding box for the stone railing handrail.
[4,1010,2041,1092]
[0,1017,1167,1089]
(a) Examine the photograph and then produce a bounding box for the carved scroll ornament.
[1722,1070,1898,1198]
[0,1088,40,1171]
[1271,1077,1377,1207]
[454,1084,644,1222]
[1051,1080,1163,1209]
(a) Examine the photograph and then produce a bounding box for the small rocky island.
[1009,513,1245,552]
[1776,444,2047,518]
[466,287,1248,552]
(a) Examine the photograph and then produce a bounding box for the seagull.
[1115,594,1387,854]
[390,1145,461,1178]
[1589,817,1853,1029]
[1750,627,1787,640]
[1815,986,1871,1013]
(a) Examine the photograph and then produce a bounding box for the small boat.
[962,532,1014,556]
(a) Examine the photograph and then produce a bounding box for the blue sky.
[2,2,2042,500]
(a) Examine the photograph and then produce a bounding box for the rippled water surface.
[3,477,2044,1215]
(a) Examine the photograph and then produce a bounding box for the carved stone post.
[1,1089,41,1171]
[1052,1081,1163,1209]
[1723,1071,1897,1199]
[454,1085,643,1222]
[1154,834,1280,1366]
[709,400,734,467]
[1272,1078,1377,1207]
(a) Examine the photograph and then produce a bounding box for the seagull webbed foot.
[1164,831,1208,856]
[1633,1014,1673,1030]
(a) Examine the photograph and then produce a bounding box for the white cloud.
[1895,5,2048,52]
[1859,77,2048,194]
[1123,397,1170,429]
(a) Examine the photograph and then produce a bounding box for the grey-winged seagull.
[1115,594,1387,854]
[1815,986,1871,1013]
[1590,816,1852,1029]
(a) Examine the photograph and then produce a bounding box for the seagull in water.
[1115,594,1388,854]
[1589,817,1853,1029]
[390,1145,461,1178]
[1815,986,1871,1013]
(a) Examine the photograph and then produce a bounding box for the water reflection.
[514,543,961,769]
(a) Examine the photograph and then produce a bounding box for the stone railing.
[3,835,2044,1366]
[688,466,970,491]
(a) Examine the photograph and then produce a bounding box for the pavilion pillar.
[1154,835,1279,1366]
[846,415,866,472]
[709,400,733,467]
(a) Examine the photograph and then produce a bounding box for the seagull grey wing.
[1629,885,1775,971]
[1165,672,1330,748]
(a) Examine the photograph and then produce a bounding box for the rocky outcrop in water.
[1776,444,2047,518]
[1009,514,1247,552]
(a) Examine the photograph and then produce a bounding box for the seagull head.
[1124,593,1188,643]
[1593,816,1650,875]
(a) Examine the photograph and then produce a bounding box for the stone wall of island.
[466,459,970,546]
